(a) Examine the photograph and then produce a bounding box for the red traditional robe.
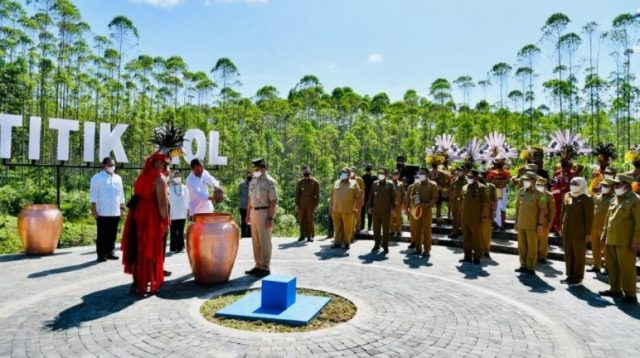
[551,168,575,233]
[121,155,170,295]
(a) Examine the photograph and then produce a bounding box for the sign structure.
[0,113,227,166]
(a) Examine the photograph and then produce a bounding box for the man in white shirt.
[169,170,190,252]
[90,157,125,262]
[186,158,223,216]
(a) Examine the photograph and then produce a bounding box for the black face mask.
[246,176,252,181]
[303,172,310,177]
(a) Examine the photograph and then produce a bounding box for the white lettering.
[183,129,206,162]
[49,118,79,161]
[0,114,22,159]
[83,122,95,162]
[208,131,227,166]
[99,123,129,163]
[28,117,42,160]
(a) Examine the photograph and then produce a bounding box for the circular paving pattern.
[1,237,640,357]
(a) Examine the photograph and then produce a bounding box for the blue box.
[261,275,296,310]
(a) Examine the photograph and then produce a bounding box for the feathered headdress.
[592,142,616,161]
[454,138,485,168]
[625,145,640,164]
[149,122,187,158]
[425,134,459,165]
[545,130,591,160]
[483,132,518,163]
[519,145,545,161]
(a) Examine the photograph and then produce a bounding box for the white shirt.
[169,183,190,220]
[89,171,125,217]
[186,170,220,215]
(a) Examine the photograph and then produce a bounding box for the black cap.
[252,158,266,168]
[397,155,406,164]
[468,169,479,176]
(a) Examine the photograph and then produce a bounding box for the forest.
[0,0,639,253]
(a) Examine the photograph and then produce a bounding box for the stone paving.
[1,234,640,357]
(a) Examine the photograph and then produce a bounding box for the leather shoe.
[97,257,107,263]
[256,269,271,278]
[332,244,341,249]
[514,267,524,273]
[371,246,380,253]
[245,268,259,275]
[297,237,305,242]
[163,270,172,277]
[383,247,389,254]
[459,258,472,263]
[599,290,623,298]
[307,237,314,242]
[344,244,350,250]
[586,267,600,273]
[622,296,638,304]
[106,254,119,260]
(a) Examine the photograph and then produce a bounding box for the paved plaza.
[1,235,640,357]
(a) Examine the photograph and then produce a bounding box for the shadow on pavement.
[402,254,433,269]
[358,252,389,265]
[0,251,71,263]
[157,274,261,300]
[28,260,99,278]
[456,263,490,280]
[567,285,612,308]
[537,263,564,278]
[313,244,350,261]
[517,273,555,293]
[278,240,307,250]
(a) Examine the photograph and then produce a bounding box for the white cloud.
[130,0,184,8]
[213,0,269,4]
[368,53,384,63]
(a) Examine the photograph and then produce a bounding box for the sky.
[73,0,640,105]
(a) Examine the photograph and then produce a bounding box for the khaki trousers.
[372,211,391,249]
[564,236,586,283]
[298,206,315,238]
[482,220,492,252]
[538,227,550,259]
[415,210,433,254]
[251,208,272,271]
[390,206,403,234]
[409,215,417,245]
[590,229,604,269]
[517,229,538,270]
[450,198,461,235]
[606,245,637,297]
[333,212,355,245]
[462,222,483,261]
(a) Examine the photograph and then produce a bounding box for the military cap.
[397,155,407,164]
[251,158,266,167]
[536,177,548,185]
[601,178,615,186]
[378,167,388,174]
[467,169,480,177]
[341,167,351,173]
[524,163,538,172]
[613,174,634,185]
[604,167,618,175]
[349,166,357,172]
[392,169,400,175]
[520,172,538,180]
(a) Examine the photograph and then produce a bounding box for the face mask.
[350,173,355,179]
[466,178,475,185]
[303,172,311,177]
[417,174,426,181]
[105,166,115,174]
[615,188,627,196]
[536,185,545,192]
[252,171,262,178]
[569,184,580,193]
[604,174,614,180]
[523,181,532,189]
[172,178,181,184]
[246,176,252,181]
[456,171,464,177]
[340,173,348,180]
[601,186,611,194]
[378,174,386,181]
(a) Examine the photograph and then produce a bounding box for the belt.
[253,206,270,210]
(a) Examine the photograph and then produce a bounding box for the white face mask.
[536,185,545,192]
[340,173,348,180]
[378,174,386,181]
[417,174,427,181]
[523,181,532,189]
[601,186,611,194]
[105,166,115,174]
[466,178,475,185]
[615,188,627,196]
[456,171,464,177]
[569,185,580,193]
[252,171,262,178]
[604,174,614,180]
[172,178,181,184]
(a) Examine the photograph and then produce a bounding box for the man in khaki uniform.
[330,168,361,250]
[430,162,451,225]
[390,169,406,237]
[295,165,320,242]
[245,158,278,277]
[599,174,640,303]
[460,169,490,264]
[514,172,548,275]
[588,178,615,273]
[448,165,467,239]
[368,168,396,253]
[560,177,594,286]
[411,167,439,256]
[405,178,419,249]
[479,167,497,257]
[536,177,555,263]
[350,167,366,233]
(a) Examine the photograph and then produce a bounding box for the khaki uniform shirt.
[249,173,278,208]
[330,179,361,214]
[515,187,547,231]
[542,191,555,227]
[369,180,396,215]
[461,182,488,225]
[450,176,466,203]
[391,180,406,209]
[431,169,451,198]
[592,192,614,233]
[411,180,438,208]
[355,176,365,206]
[561,193,594,239]
[604,190,640,246]
[296,177,320,209]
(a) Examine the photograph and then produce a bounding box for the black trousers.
[170,219,186,252]
[239,208,250,237]
[362,201,373,230]
[96,216,120,259]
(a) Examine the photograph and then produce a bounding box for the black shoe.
[371,246,380,253]
[599,290,623,298]
[413,251,423,256]
[421,252,430,257]
[525,269,536,275]
[307,237,314,242]
[344,244,350,250]
[473,259,481,265]
[602,269,609,276]
[298,236,305,242]
[622,296,638,304]
[560,278,572,284]
[106,254,119,260]
[514,267,524,273]
[538,258,548,264]
[483,252,491,258]
[245,268,260,275]
[256,269,271,278]
[459,258,472,263]
[97,257,107,263]
[163,270,172,277]
[332,244,341,249]
[383,247,389,254]
[586,267,601,273]
[129,283,137,294]
[448,233,459,239]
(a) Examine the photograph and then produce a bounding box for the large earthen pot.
[17,204,63,255]
[187,213,239,285]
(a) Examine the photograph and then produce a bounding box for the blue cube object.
[261,275,296,310]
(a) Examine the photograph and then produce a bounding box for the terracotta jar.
[17,204,63,255]
[187,213,239,285]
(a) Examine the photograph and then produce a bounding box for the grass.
[200,288,357,333]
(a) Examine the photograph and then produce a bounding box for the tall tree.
[453,75,474,105]
[107,15,138,119]
[542,12,570,127]
[211,57,240,111]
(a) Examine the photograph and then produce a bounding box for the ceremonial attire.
[551,169,575,233]
[487,168,511,228]
[591,191,615,270]
[515,187,547,271]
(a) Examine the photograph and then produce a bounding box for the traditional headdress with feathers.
[149,122,187,159]
[625,145,640,164]
[454,138,485,168]
[425,134,459,165]
[519,145,545,161]
[483,132,518,163]
[545,130,591,160]
[592,142,616,161]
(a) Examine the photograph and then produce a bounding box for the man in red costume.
[551,159,576,234]
[121,123,185,295]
